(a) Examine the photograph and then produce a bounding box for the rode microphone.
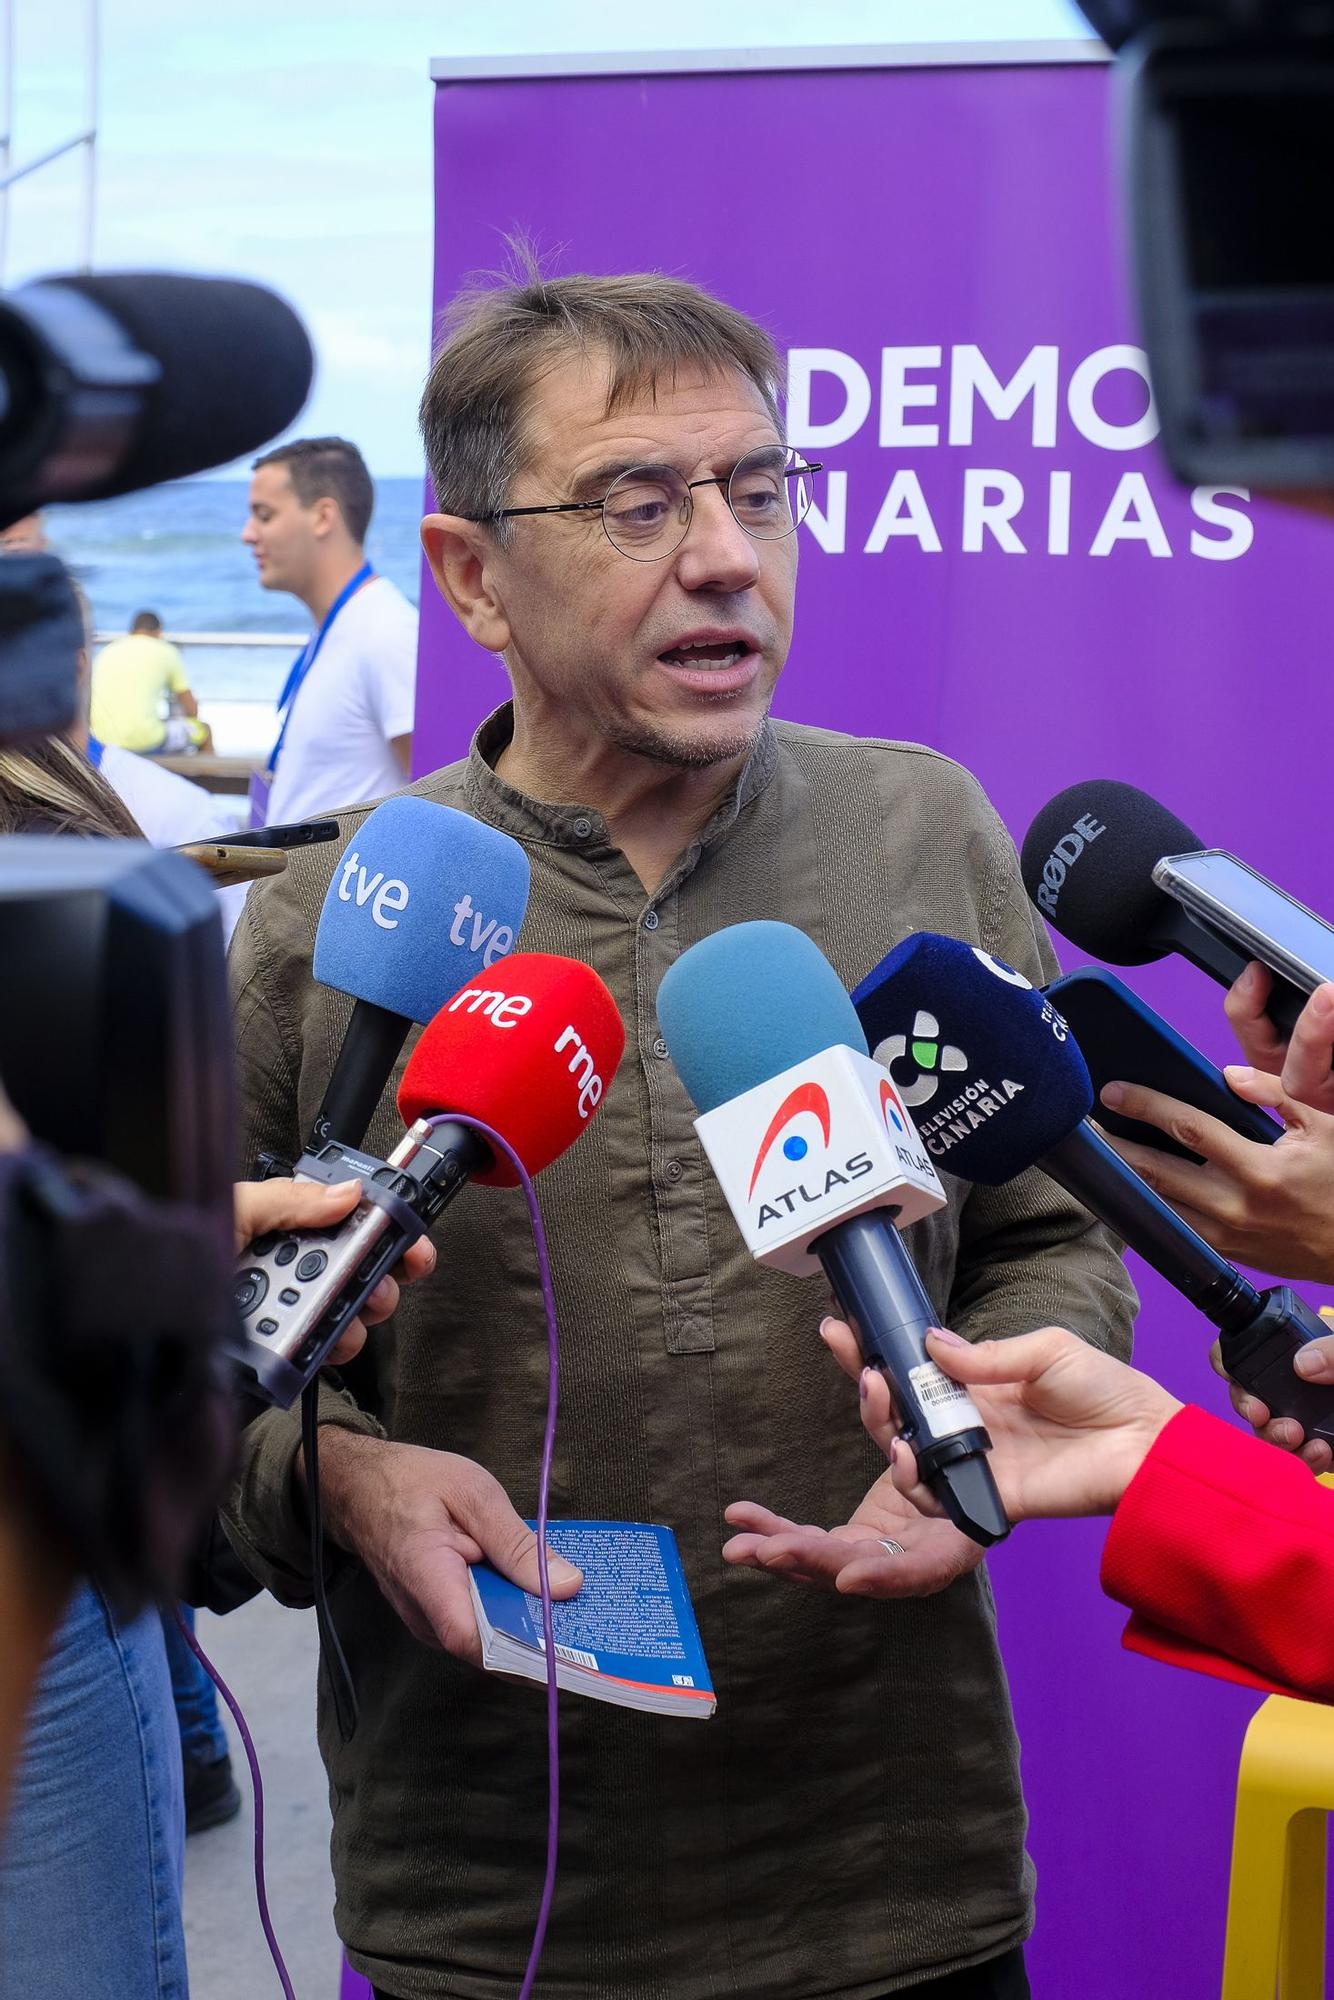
[235,952,625,1406]
[0,273,314,523]
[1018,779,1307,1036]
[308,797,531,1153]
[657,920,1009,1548]
[854,934,1334,1447]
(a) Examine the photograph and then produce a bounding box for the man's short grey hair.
[419,266,784,537]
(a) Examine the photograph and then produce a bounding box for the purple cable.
[426,1113,563,2000]
[175,1111,562,2000]
[172,1605,297,2000]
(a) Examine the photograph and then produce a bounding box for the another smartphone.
[1152,849,1334,996]
[220,818,341,850]
[1045,967,1280,1164]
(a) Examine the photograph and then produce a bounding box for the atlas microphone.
[307,796,531,1153]
[657,920,1010,1548]
[1019,778,1334,1040]
[853,933,1334,1447]
[234,952,625,1405]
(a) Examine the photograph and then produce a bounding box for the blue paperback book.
[468,1520,715,1718]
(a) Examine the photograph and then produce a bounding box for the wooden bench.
[156,753,259,797]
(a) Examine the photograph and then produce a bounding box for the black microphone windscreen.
[852,933,1093,1183]
[1019,778,1203,964]
[40,273,314,497]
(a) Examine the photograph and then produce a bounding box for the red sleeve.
[1100,1403,1334,1704]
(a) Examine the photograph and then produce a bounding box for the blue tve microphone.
[658,920,1010,1548]
[309,796,531,1150]
[853,934,1334,1447]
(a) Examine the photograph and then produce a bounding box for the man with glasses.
[224,270,1135,2000]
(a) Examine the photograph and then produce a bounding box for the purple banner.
[423,54,1333,1998]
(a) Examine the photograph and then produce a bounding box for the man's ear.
[420,514,511,655]
[310,495,341,542]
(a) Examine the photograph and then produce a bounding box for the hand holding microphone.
[231,1176,436,1372]
[851,931,1334,1461]
[285,951,624,1669]
[234,950,625,1406]
[1020,777,1334,1047]
[823,1321,1181,1526]
[1097,1036,1334,1289]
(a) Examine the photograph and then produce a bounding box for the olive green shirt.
[224,707,1136,2000]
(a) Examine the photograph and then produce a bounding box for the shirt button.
[652,1037,669,1060]
[664,1159,684,1183]
[643,909,660,931]
[572,816,593,840]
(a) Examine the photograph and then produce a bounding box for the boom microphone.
[657,920,1009,1548]
[308,796,530,1153]
[853,933,1334,1446]
[1018,779,1309,1035]
[235,953,625,1405]
[0,273,315,523]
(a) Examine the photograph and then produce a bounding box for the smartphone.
[173,843,288,887]
[219,818,341,851]
[1153,849,1334,996]
[1045,967,1280,1164]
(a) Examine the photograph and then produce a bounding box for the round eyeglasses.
[475,445,822,562]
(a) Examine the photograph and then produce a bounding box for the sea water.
[47,477,426,756]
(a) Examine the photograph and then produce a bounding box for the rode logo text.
[1032,814,1106,918]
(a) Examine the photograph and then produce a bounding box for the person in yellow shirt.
[90,611,213,755]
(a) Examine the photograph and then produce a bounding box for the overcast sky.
[8,0,1093,475]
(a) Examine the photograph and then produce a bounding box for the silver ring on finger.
[878,1538,906,1557]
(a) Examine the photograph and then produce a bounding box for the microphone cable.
[189,1110,567,1999]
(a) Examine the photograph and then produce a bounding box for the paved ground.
[184,1594,345,2000]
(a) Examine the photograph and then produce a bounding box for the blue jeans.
[0,1581,189,1998]
[161,1605,229,1766]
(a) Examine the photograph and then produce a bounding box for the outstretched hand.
[723,1422,985,1601]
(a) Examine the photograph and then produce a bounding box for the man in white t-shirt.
[242,436,417,825]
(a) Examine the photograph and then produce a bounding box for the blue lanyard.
[266,562,374,776]
[87,735,105,771]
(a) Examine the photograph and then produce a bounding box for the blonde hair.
[0,735,141,839]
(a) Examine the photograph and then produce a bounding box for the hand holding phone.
[1045,967,1280,1162]
[1154,849,1334,1043]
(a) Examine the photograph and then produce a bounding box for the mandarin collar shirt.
[225,702,1136,2000]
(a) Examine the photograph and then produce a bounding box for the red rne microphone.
[397,951,625,1179]
[233,952,624,1405]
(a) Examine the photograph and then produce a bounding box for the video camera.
[1080,1,1334,487]
[0,269,313,1610]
